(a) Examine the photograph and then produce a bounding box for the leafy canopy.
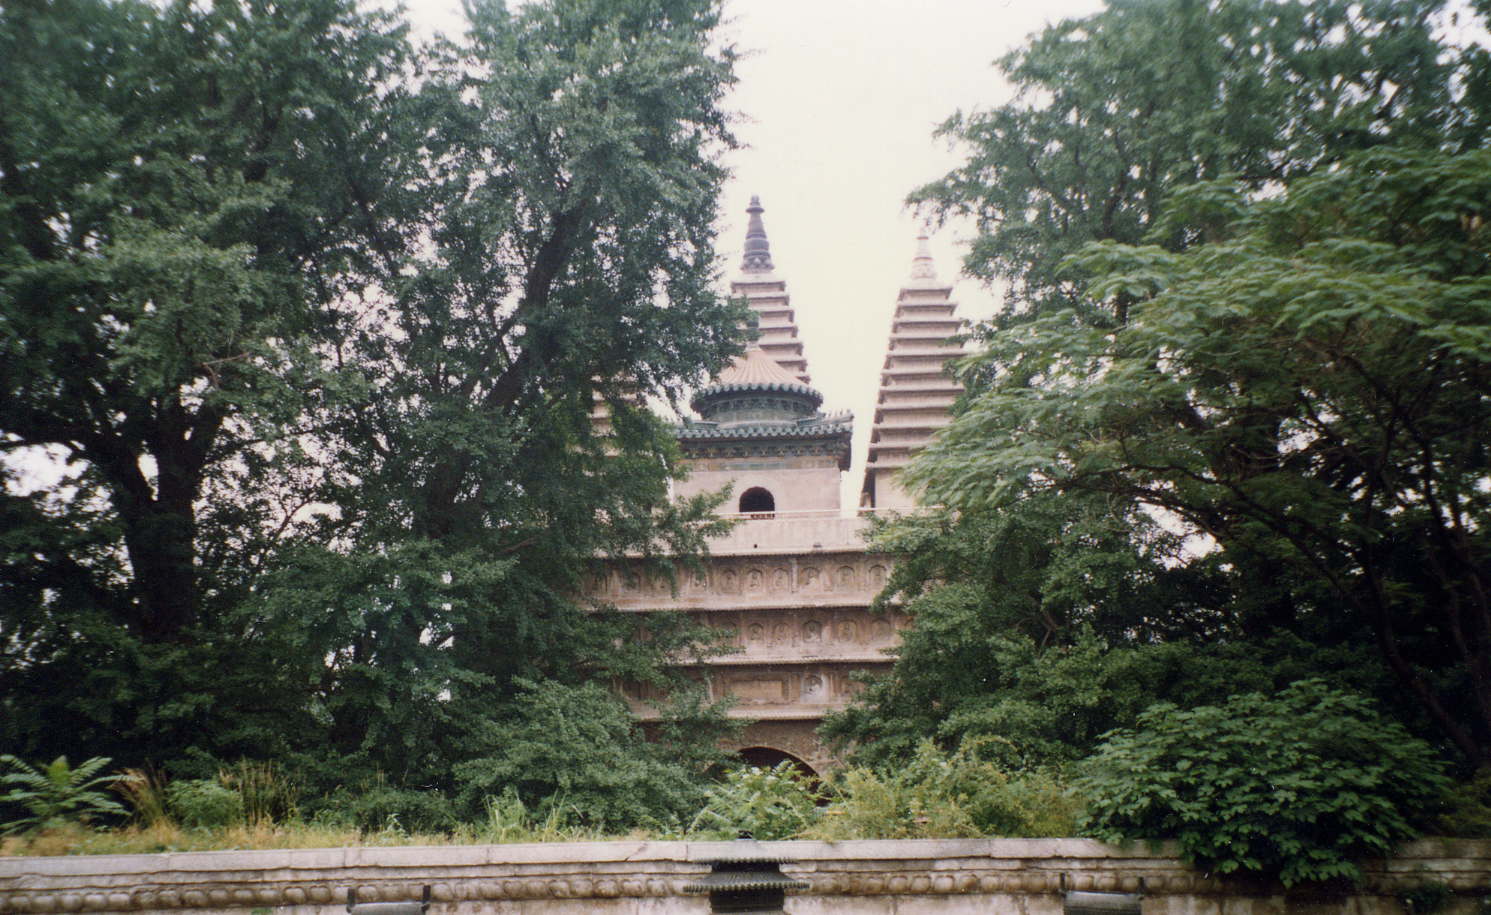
[909,147,1491,764]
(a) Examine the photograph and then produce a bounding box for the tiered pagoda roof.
[862,235,965,508]
[674,198,851,469]
[731,197,811,385]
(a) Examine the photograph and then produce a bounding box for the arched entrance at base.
[737,745,818,779]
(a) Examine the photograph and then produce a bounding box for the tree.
[912,0,1474,328]
[829,0,1490,771]
[0,0,420,766]
[908,147,1491,765]
[2,0,749,806]
[244,0,747,795]
[0,0,413,642]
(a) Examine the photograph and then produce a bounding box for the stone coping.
[6,837,1489,874]
[4,838,1490,913]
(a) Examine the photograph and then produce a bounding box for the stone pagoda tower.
[861,234,966,511]
[593,199,905,773]
[591,205,964,773]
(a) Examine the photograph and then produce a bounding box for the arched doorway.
[737,745,817,779]
[738,487,775,515]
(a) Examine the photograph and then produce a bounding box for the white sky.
[399,0,1104,501]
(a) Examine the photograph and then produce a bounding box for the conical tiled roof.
[715,344,813,389]
[691,344,823,419]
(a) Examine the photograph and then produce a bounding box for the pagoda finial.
[741,195,774,273]
[910,230,938,281]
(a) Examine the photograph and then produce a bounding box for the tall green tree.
[836,0,1488,769]
[248,0,747,799]
[0,0,413,641]
[0,0,418,763]
[2,0,747,810]
[908,147,1491,765]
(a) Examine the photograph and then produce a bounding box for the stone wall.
[3,838,1489,913]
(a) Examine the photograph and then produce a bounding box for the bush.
[810,739,1079,840]
[166,779,244,828]
[313,782,458,835]
[1076,679,1450,886]
[689,762,822,839]
[453,680,709,833]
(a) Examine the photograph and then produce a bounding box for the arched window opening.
[739,487,775,517]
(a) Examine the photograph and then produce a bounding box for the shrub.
[0,755,129,835]
[689,762,822,839]
[166,779,244,828]
[320,780,465,840]
[453,680,709,833]
[810,739,1079,840]
[1076,679,1450,886]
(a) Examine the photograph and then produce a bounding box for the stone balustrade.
[3,837,1490,913]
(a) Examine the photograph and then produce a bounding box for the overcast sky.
[405,0,1106,501]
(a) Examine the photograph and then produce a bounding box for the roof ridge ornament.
[741,195,775,273]
[910,230,937,281]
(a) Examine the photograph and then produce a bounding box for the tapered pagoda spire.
[740,195,775,273]
[861,233,966,510]
[731,196,810,385]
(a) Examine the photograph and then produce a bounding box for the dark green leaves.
[1077,681,1449,885]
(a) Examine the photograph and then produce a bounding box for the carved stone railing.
[2,837,1489,913]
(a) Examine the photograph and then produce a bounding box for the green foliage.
[452,679,718,834]
[113,767,170,829]
[0,755,128,835]
[810,740,1078,840]
[165,779,243,830]
[1400,881,1455,914]
[1077,681,1449,886]
[304,772,459,835]
[2,0,744,824]
[1433,768,1491,839]
[689,762,822,840]
[911,146,1491,764]
[912,0,1476,324]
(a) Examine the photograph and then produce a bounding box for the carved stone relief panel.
[771,567,789,592]
[837,619,859,643]
[835,564,856,590]
[746,568,764,592]
[730,676,788,703]
[868,564,888,588]
[799,565,821,591]
[802,673,826,702]
[802,620,823,642]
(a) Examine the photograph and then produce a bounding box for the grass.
[0,788,634,857]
